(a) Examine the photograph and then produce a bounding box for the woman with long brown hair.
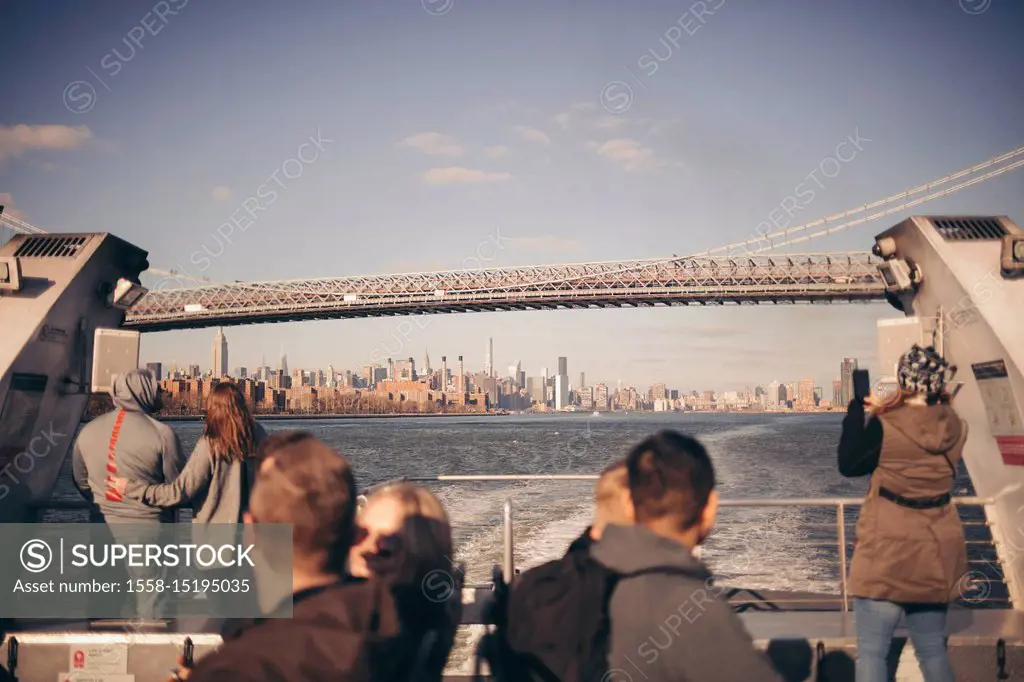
[838,344,967,682]
[109,380,267,524]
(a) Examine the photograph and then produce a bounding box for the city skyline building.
[485,338,494,378]
[840,358,859,405]
[212,328,228,378]
[554,374,568,410]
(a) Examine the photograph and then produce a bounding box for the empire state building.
[212,328,229,378]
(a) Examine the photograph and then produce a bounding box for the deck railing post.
[837,502,849,612]
[503,499,514,583]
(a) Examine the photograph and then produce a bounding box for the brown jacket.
[847,403,969,603]
[188,579,401,682]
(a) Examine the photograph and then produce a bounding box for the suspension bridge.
[3,144,1023,332]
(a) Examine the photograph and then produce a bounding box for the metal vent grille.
[13,235,88,258]
[932,217,1008,241]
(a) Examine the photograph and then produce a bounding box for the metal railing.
[359,475,1001,612]
[33,476,1003,613]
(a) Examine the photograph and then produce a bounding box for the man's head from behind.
[626,430,718,548]
[591,459,632,540]
[246,431,357,575]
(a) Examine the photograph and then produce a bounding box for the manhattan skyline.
[2,0,1022,389]
[158,327,870,397]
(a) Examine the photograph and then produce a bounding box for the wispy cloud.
[507,235,581,254]
[211,186,233,203]
[513,125,550,144]
[423,167,512,185]
[0,124,93,163]
[399,132,464,156]
[591,138,664,172]
[485,145,510,158]
[593,116,628,130]
[554,102,621,132]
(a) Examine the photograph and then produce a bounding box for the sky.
[2,0,1023,393]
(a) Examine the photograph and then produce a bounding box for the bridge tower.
[872,215,1024,608]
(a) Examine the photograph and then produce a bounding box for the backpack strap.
[103,409,127,502]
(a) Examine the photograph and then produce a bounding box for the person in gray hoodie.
[71,368,185,618]
[591,430,782,682]
[72,369,185,523]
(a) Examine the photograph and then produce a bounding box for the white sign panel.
[59,674,135,682]
[67,644,129,674]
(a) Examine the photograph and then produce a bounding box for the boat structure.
[2,216,1024,680]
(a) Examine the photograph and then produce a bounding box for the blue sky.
[2,0,1022,392]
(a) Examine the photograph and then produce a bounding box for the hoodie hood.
[882,403,963,454]
[591,523,711,580]
[112,369,159,414]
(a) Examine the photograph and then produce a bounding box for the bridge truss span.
[124,252,886,331]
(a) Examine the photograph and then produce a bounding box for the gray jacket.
[72,370,185,523]
[123,422,268,524]
[591,524,782,682]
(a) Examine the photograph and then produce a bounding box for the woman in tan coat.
[838,344,967,682]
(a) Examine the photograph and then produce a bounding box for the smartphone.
[183,637,194,667]
[853,369,871,401]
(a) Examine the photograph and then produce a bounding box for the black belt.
[878,486,951,509]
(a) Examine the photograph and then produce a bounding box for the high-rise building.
[840,358,858,405]
[832,378,843,405]
[798,378,815,406]
[767,381,780,407]
[146,362,162,381]
[423,348,431,376]
[508,361,522,388]
[233,367,248,379]
[280,345,288,376]
[212,328,229,377]
[651,383,667,401]
[557,357,568,376]
[555,374,569,410]
[579,372,585,389]
[485,338,494,378]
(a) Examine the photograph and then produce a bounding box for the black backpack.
[476,547,702,682]
[476,549,618,682]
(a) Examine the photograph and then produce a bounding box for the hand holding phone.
[853,369,871,402]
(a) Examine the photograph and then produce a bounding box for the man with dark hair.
[591,430,781,681]
[566,459,633,554]
[186,431,401,682]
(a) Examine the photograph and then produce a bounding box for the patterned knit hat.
[897,344,956,398]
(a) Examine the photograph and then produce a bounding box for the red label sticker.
[73,650,85,668]
[997,435,1024,466]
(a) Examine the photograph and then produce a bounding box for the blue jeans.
[854,598,954,682]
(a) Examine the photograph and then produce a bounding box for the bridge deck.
[125,252,886,331]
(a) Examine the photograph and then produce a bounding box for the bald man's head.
[591,460,633,540]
